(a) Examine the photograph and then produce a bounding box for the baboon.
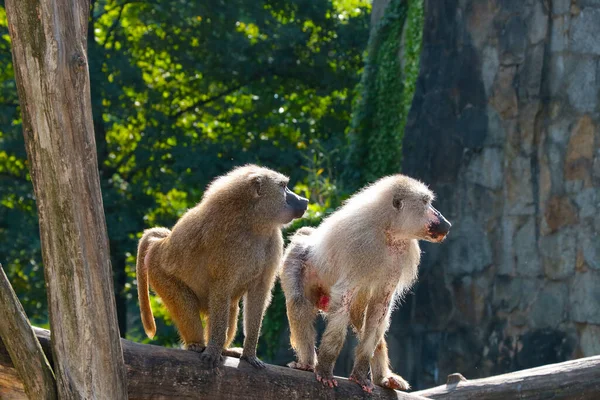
[280,174,451,392]
[137,165,308,369]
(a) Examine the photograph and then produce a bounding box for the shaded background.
[1,0,598,391]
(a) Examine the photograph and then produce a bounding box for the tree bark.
[4,1,128,398]
[0,328,428,400]
[0,265,57,400]
[414,356,600,399]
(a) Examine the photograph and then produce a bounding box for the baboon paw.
[186,343,206,353]
[380,374,410,391]
[241,355,266,369]
[199,352,223,369]
[315,371,338,388]
[222,347,243,358]
[349,374,374,393]
[287,361,314,372]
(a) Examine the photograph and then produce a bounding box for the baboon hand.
[315,367,338,388]
[379,374,410,391]
[241,354,266,369]
[349,373,374,393]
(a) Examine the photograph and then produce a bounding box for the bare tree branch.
[415,356,600,399]
[0,265,57,400]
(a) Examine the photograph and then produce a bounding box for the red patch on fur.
[317,292,330,311]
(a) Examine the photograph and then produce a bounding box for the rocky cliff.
[398,0,600,389]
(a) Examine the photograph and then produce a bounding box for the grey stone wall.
[398,0,600,389]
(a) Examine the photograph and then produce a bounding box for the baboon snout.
[285,187,309,218]
[427,206,451,242]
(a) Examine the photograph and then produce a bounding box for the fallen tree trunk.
[414,356,600,400]
[0,328,426,400]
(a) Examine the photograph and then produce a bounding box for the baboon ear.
[249,173,263,197]
[392,195,403,210]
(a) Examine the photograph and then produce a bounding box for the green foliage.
[0,0,370,357]
[0,0,424,362]
[402,0,424,132]
[344,0,423,190]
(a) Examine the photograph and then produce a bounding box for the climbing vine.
[344,0,424,189]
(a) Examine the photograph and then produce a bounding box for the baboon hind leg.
[286,295,318,371]
[150,269,204,350]
[226,298,241,347]
[222,298,243,358]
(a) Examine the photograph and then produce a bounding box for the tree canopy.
[0,0,423,360]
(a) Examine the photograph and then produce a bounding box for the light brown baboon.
[137,164,308,369]
[280,174,451,392]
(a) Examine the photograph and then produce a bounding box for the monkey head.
[246,166,309,225]
[388,176,451,243]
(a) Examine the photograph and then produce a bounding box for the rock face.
[397,0,600,389]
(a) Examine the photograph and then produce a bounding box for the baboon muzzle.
[428,206,451,240]
[286,187,309,218]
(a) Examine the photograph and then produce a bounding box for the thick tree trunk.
[0,328,428,400]
[0,265,56,399]
[4,0,128,398]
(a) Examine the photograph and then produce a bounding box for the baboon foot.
[199,351,223,369]
[287,361,314,372]
[349,373,375,393]
[241,354,266,369]
[379,373,410,391]
[222,347,243,358]
[185,343,206,353]
[315,367,337,388]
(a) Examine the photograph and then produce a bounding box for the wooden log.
[0,265,57,400]
[414,356,600,399]
[0,327,428,400]
[4,0,128,399]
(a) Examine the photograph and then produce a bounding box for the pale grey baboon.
[281,174,451,392]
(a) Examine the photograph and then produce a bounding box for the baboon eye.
[393,197,403,210]
[279,182,287,188]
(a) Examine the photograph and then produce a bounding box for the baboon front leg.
[315,310,350,388]
[150,271,205,350]
[200,292,230,369]
[286,295,318,371]
[350,294,400,393]
[241,279,272,369]
[371,338,410,391]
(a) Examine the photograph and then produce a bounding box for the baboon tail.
[136,227,170,339]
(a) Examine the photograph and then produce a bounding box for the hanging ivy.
[344,0,424,190]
